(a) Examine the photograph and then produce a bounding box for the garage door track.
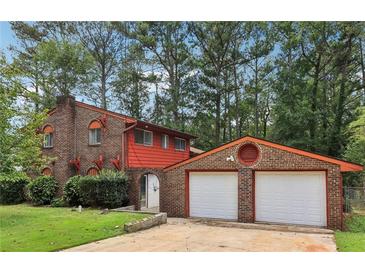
[65,218,336,252]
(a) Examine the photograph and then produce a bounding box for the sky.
[0,21,15,60]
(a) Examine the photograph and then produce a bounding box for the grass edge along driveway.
[335,215,365,252]
[0,204,147,252]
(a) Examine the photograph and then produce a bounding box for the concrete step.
[190,218,334,235]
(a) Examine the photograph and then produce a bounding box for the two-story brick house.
[42,95,363,230]
[41,95,196,210]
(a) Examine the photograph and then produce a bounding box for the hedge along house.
[162,136,363,230]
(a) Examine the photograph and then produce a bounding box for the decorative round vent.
[238,143,260,166]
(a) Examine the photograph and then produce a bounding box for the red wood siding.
[127,129,190,168]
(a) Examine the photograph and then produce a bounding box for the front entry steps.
[140,206,160,213]
[190,218,334,235]
[111,205,159,214]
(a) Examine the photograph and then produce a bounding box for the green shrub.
[63,175,82,206]
[50,197,67,207]
[79,175,99,207]
[78,170,129,208]
[0,173,30,204]
[97,169,129,208]
[28,176,58,205]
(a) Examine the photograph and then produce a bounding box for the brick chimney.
[56,95,76,108]
[53,95,76,191]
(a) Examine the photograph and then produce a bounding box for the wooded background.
[1,22,364,185]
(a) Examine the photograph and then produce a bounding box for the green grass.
[0,204,147,252]
[335,215,365,252]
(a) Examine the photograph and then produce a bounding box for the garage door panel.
[190,172,238,220]
[255,172,326,226]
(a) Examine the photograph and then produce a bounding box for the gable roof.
[48,100,196,138]
[75,101,136,123]
[130,120,197,139]
[164,135,363,172]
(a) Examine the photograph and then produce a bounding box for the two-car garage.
[164,136,363,230]
[188,171,327,227]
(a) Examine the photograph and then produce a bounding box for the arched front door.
[140,173,160,209]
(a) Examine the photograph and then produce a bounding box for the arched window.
[42,167,52,176]
[89,120,101,145]
[43,125,54,148]
[87,167,99,176]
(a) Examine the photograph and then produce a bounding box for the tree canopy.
[2,21,364,185]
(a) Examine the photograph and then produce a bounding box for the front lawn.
[0,204,147,252]
[335,215,365,252]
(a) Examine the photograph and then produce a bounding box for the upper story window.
[89,120,101,145]
[161,134,169,149]
[134,129,153,146]
[174,137,186,151]
[43,125,54,148]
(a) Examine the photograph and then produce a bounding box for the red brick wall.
[42,96,76,193]
[42,96,126,191]
[162,141,343,230]
[74,106,126,175]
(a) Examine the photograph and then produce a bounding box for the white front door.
[147,174,159,208]
[189,172,238,220]
[255,171,327,226]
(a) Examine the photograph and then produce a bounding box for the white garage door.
[255,171,327,227]
[189,172,238,220]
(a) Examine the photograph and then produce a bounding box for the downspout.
[121,121,137,171]
[74,112,77,159]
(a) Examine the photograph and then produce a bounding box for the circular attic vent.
[238,143,260,166]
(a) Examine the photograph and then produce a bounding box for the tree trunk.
[101,63,107,109]
[329,74,346,156]
[328,34,353,156]
[254,57,259,137]
[309,57,321,151]
[215,76,222,145]
[359,38,365,100]
[233,64,240,138]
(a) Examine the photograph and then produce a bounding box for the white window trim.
[135,129,153,146]
[174,137,186,151]
[89,128,101,145]
[43,133,53,148]
[161,134,169,149]
[143,130,153,146]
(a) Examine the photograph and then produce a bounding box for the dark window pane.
[180,139,186,150]
[140,175,147,207]
[44,133,53,148]
[135,129,144,144]
[174,138,186,150]
[96,128,101,143]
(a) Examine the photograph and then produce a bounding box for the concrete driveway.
[65,218,336,252]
